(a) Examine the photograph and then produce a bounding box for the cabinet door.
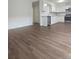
[41,16,48,26]
[51,16,57,24]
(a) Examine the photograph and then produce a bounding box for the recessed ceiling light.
[44,4,47,7]
[58,0,64,3]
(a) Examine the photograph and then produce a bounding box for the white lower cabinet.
[40,16,48,26]
[40,16,58,26]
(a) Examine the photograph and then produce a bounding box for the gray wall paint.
[33,1,40,23]
[8,0,33,29]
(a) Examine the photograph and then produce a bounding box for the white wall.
[33,1,40,23]
[8,0,33,29]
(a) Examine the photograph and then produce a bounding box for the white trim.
[8,17,33,29]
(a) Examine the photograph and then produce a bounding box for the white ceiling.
[32,0,71,6]
[32,0,38,2]
[47,0,71,5]
[48,0,71,3]
[32,0,71,3]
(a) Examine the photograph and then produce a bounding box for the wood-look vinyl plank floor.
[8,22,71,59]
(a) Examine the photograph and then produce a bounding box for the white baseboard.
[8,17,33,29]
